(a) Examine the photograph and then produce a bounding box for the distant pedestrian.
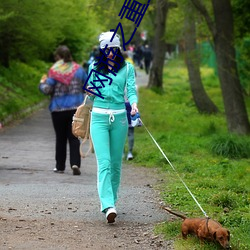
[39,45,87,175]
[143,44,152,74]
[125,101,135,160]
[87,46,99,70]
[134,45,144,69]
[123,51,138,161]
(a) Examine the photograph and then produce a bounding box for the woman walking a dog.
[86,32,138,223]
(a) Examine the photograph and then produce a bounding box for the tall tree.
[184,1,218,114]
[190,0,250,134]
[148,0,177,89]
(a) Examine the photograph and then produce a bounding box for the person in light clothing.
[86,32,138,223]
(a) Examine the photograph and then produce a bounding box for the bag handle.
[83,94,88,105]
[79,136,94,158]
[80,140,93,158]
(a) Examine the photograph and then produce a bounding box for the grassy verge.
[1,58,249,249]
[0,60,50,124]
[129,58,250,250]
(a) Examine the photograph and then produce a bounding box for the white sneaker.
[105,207,117,223]
[127,152,133,160]
[53,168,64,173]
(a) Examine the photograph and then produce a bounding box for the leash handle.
[139,118,209,218]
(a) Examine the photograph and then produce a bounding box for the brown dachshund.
[162,207,231,249]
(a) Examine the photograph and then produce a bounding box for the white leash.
[140,118,209,218]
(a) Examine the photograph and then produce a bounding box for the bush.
[210,191,237,209]
[210,135,250,159]
[0,60,48,122]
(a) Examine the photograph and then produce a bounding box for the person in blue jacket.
[39,45,87,175]
[86,32,138,223]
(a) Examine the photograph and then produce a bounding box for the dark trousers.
[144,59,151,74]
[51,110,80,171]
[125,102,134,153]
[127,127,134,152]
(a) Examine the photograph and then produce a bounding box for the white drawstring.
[109,112,115,124]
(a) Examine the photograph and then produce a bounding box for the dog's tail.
[162,206,187,220]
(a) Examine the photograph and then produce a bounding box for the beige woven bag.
[72,95,93,158]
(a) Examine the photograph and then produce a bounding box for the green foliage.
[0,60,49,122]
[92,0,151,46]
[210,135,250,159]
[232,0,250,39]
[129,58,250,249]
[210,192,238,209]
[0,0,99,66]
[155,221,181,240]
[163,0,213,44]
[165,2,184,44]
[236,37,250,95]
[201,121,217,136]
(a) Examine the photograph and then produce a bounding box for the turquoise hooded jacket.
[87,62,138,110]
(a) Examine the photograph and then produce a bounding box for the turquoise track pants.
[90,111,128,212]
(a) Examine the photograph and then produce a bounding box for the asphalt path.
[0,70,172,249]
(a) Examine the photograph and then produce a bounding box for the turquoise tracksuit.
[88,62,137,212]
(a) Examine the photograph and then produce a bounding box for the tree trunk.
[190,0,250,134]
[212,0,250,134]
[148,0,169,89]
[184,4,218,114]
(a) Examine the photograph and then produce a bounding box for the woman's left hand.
[131,103,138,116]
[86,86,95,96]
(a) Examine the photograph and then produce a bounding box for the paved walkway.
[0,72,173,249]
[0,106,163,223]
[135,68,149,88]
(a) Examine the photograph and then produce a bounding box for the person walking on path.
[125,101,136,160]
[86,32,138,223]
[39,45,87,175]
[123,51,138,161]
[143,44,152,75]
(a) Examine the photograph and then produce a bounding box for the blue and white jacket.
[39,67,87,112]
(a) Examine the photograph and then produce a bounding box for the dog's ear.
[227,230,230,241]
[213,231,217,240]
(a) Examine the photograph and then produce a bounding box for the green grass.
[129,58,250,250]
[0,60,50,123]
[1,57,249,249]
